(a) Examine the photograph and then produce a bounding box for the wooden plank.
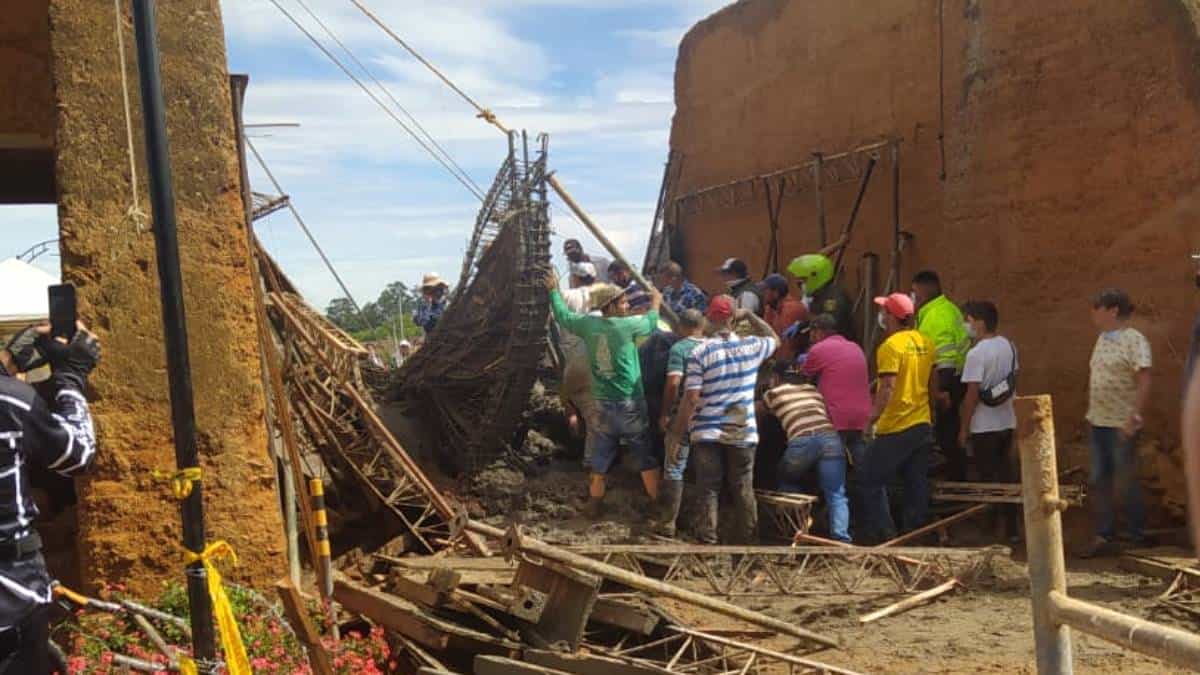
[275,579,335,675]
[588,597,659,636]
[513,558,600,650]
[524,650,673,675]
[332,574,450,651]
[379,554,517,572]
[389,572,448,607]
[1119,554,1200,582]
[474,655,573,675]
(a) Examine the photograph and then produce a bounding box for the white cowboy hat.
[421,272,449,289]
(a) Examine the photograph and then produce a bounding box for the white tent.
[0,257,59,333]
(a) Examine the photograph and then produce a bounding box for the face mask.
[908,292,918,304]
[964,322,977,339]
[877,313,888,330]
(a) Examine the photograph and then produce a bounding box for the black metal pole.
[129,0,218,665]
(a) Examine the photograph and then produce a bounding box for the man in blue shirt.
[608,261,651,315]
[414,272,449,333]
[656,261,708,315]
[670,296,779,544]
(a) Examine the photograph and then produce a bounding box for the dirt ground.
[453,437,1198,674]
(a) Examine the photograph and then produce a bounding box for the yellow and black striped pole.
[309,478,333,598]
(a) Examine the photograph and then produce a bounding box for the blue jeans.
[778,431,850,543]
[1089,426,1145,541]
[589,399,658,474]
[664,442,691,481]
[858,424,933,543]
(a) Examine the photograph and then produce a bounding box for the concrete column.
[47,0,284,594]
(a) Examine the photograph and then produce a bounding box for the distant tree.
[325,297,363,332]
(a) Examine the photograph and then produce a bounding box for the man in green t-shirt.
[547,270,664,519]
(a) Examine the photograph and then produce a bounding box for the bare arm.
[929,367,944,416]
[959,382,980,446]
[736,309,781,346]
[1124,368,1151,437]
[871,374,896,423]
[660,374,682,431]
[817,234,849,258]
[671,389,701,439]
[1183,366,1200,558]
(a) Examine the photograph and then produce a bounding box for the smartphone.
[48,284,77,340]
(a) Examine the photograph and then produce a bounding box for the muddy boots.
[583,495,604,520]
[652,480,685,538]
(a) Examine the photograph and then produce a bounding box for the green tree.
[325,297,363,332]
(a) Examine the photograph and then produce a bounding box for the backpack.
[979,338,1018,407]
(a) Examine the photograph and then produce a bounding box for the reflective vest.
[916,294,969,373]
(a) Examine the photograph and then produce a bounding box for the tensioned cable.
[348,0,510,135]
[267,0,486,201]
[292,0,486,198]
[245,135,374,328]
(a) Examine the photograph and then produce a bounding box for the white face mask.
[877,313,888,330]
[964,322,977,339]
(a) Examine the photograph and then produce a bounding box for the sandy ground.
[461,456,1198,674]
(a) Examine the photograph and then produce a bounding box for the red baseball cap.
[874,292,915,319]
[707,295,734,322]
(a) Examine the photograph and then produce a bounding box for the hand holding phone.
[48,284,77,341]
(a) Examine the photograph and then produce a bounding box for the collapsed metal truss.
[565,544,1001,598]
[1158,568,1200,621]
[670,139,895,218]
[396,132,552,474]
[931,481,1085,505]
[255,243,485,555]
[251,190,290,221]
[599,625,862,675]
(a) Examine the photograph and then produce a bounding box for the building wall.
[671,0,1200,514]
[48,0,284,594]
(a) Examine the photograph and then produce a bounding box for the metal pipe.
[832,156,878,282]
[1048,591,1200,670]
[466,520,839,649]
[813,153,826,247]
[130,0,217,663]
[890,142,901,290]
[547,174,679,326]
[1016,396,1072,674]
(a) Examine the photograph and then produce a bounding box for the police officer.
[0,322,100,673]
[788,254,854,339]
[911,270,970,482]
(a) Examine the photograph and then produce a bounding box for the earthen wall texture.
[48,0,284,594]
[0,0,53,141]
[671,0,1200,513]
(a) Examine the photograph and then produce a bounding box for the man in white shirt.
[958,300,1019,540]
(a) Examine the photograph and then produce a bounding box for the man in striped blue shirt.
[669,295,779,544]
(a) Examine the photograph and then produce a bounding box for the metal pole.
[130,0,217,664]
[831,156,878,282]
[1048,591,1200,670]
[1016,396,1072,674]
[547,174,679,326]
[464,520,838,648]
[890,142,901,290]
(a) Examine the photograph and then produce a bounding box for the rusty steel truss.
[598,625,863,675]
[255,240,486,556]
[395,131,552,474]
[565,544,1002,598]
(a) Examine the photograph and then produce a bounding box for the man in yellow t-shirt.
[857,293,939,544]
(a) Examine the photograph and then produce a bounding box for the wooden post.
[276,579,335,675]
[547,174,679,326]
[1016,395,1073,674]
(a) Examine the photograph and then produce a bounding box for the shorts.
[589,399,658,474]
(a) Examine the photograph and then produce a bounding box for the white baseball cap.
[570,261,597,279]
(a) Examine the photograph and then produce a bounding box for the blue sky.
[5,0,728,309]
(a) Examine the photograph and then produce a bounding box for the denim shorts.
[589,399,658,474]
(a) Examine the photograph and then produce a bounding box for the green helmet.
[787,254,834,294]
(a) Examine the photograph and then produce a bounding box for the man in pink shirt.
[801,313,872,463]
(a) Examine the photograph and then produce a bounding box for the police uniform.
[0,334,98,674]
[811,284,854,339]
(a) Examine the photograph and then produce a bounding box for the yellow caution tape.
[182,541,250,675]
[152,467,203,500]
[179,656,198,675]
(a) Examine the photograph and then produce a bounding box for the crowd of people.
[550,239,1180,554]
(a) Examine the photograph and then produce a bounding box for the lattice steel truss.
[1157,567,1200,621]
[396,132,552,474]
[257,253,486,556]
[565,544,1002,598]
[671,139,894,218]
[598,626,862,675]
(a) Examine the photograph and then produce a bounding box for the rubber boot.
[652,480,684,538]
[583,495,604,520]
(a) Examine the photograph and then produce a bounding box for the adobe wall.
[0,0,53,142]
[671,0,1200,515]
[47,0,284,594]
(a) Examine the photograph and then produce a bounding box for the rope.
[267,0,486,202]
[152,467,203,500]
[113,0,147,231]
[244,137,374,328]
[347,0,510,134]
[293,0,486,198]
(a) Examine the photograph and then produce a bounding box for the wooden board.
[588,597,659,636]
[513,558,600,650]
[333,575,450,651]
[474,655,573,675]
[524,650,673,675]
[275,579,335,675]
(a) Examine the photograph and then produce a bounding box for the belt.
[0,532,41,562]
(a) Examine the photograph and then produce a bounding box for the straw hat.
[588,284,625,311]
[421,272,448,290]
